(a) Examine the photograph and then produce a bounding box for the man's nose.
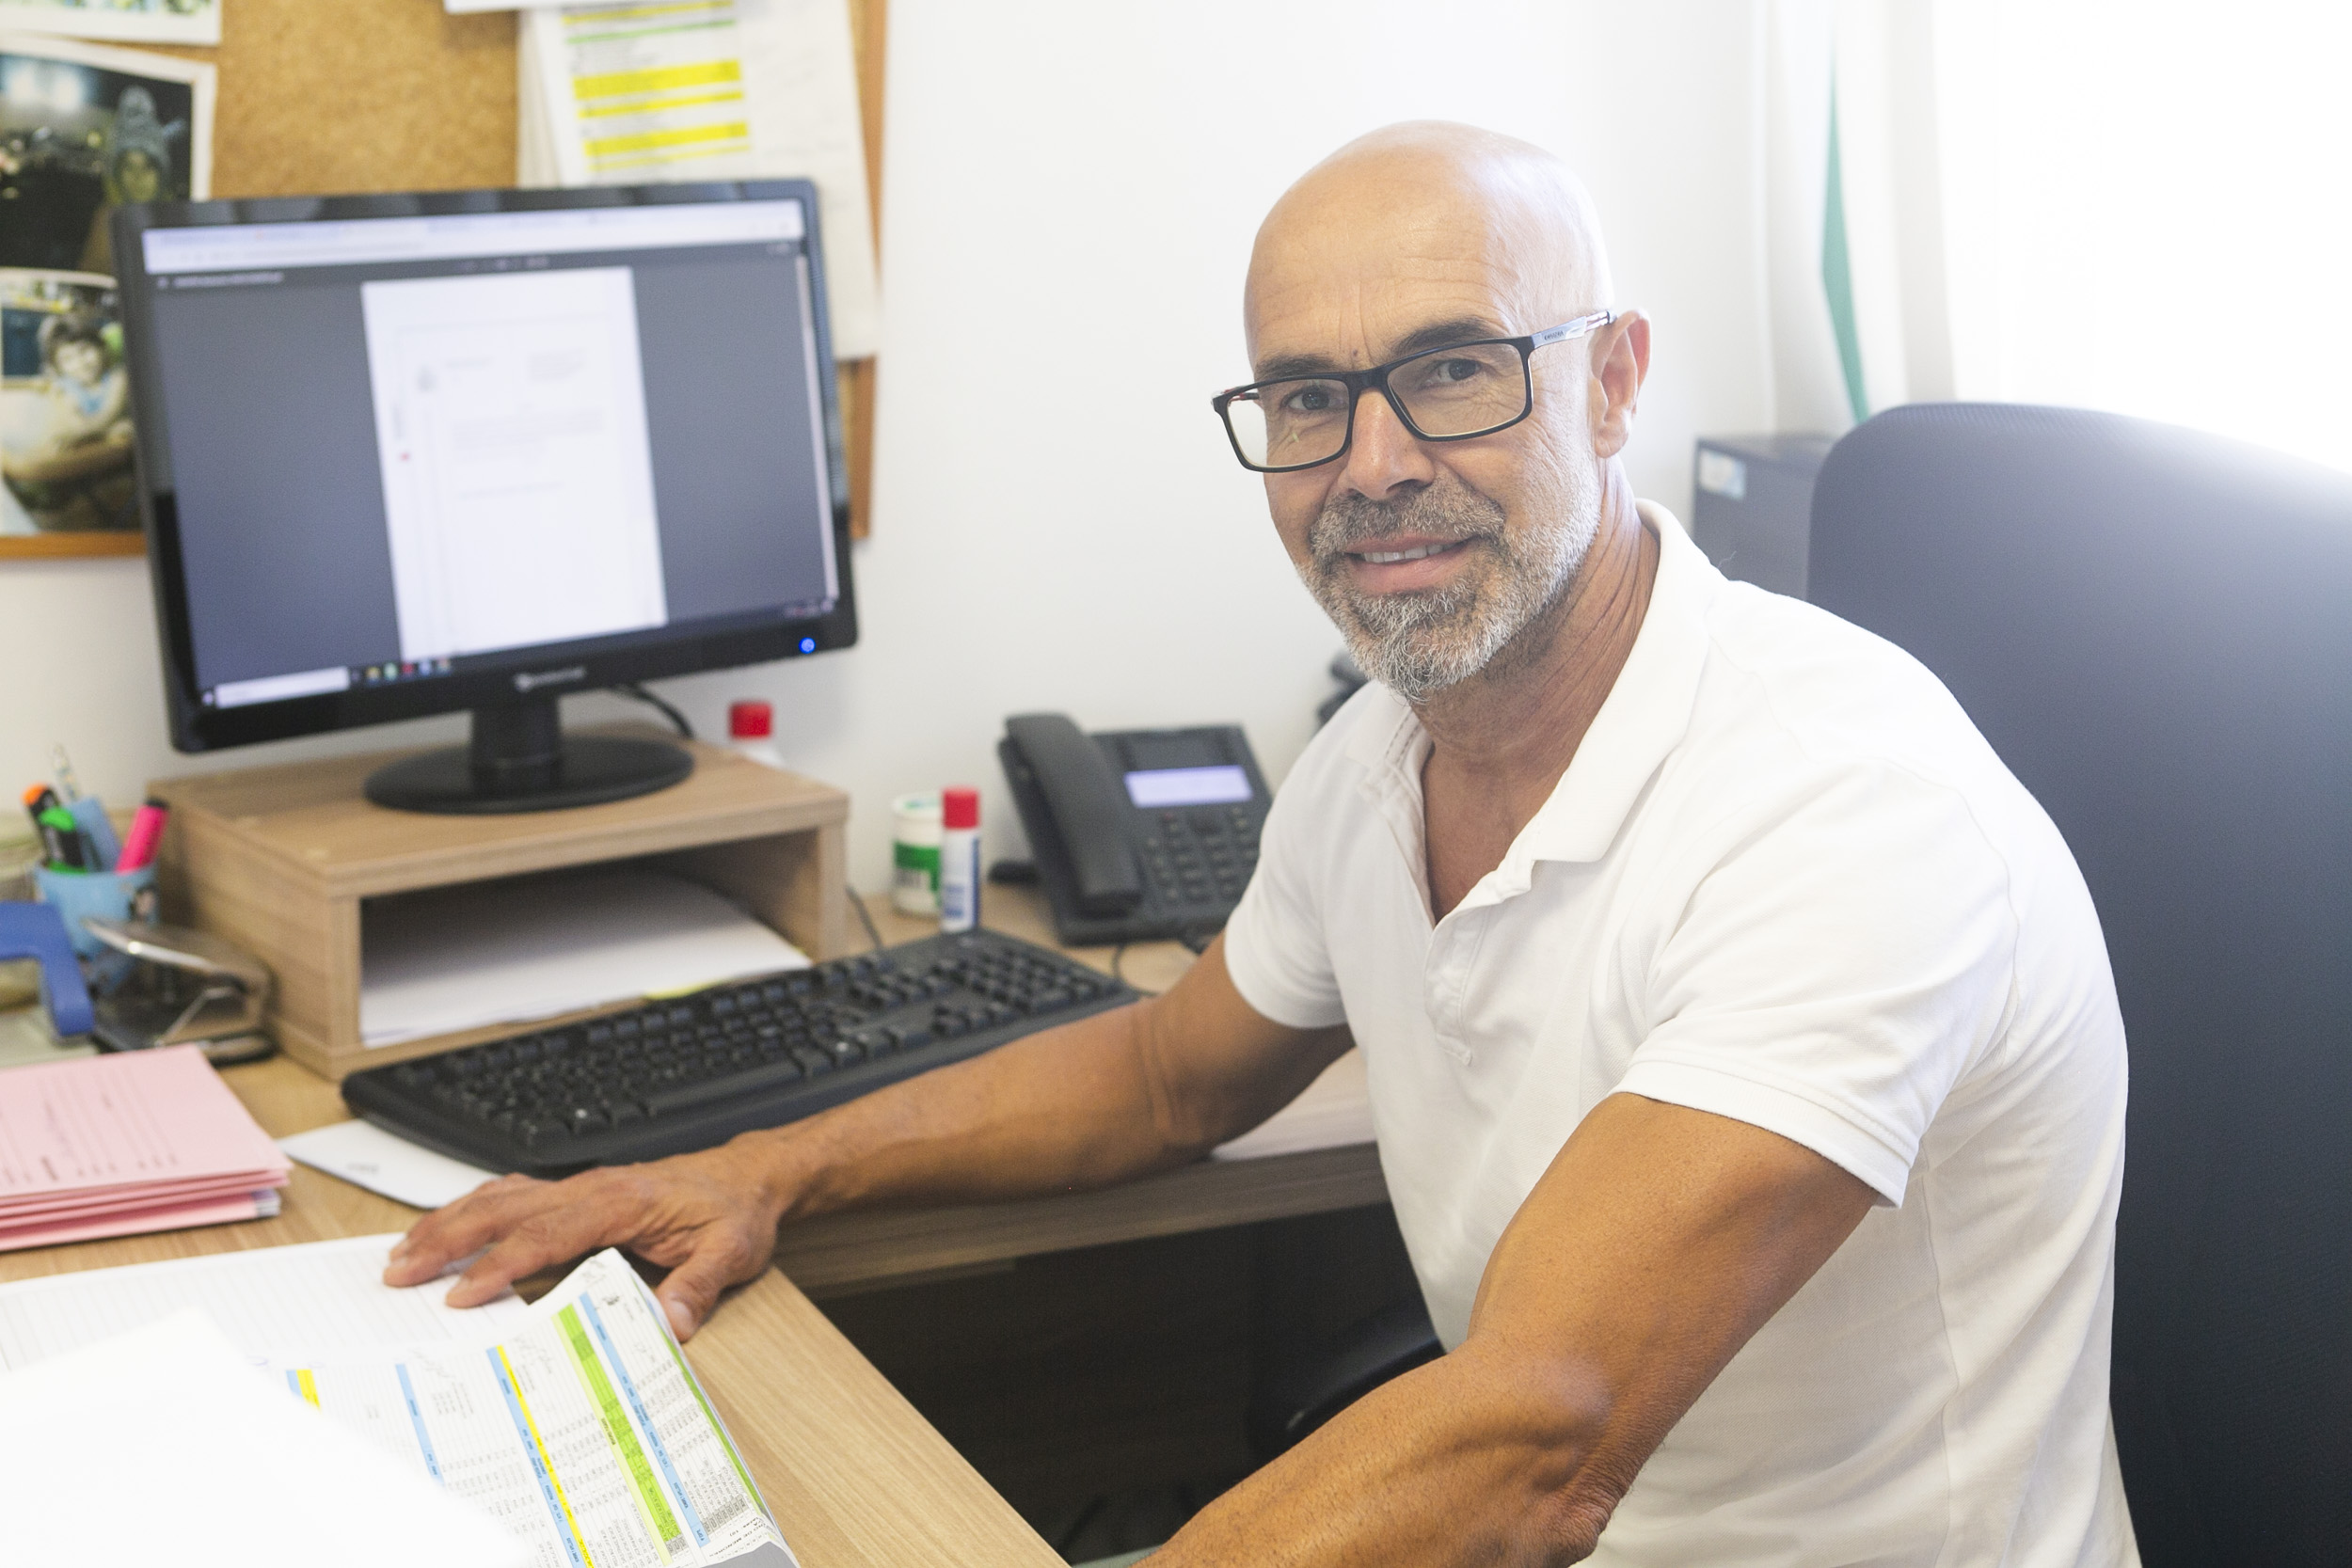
[1337,388,1435,500]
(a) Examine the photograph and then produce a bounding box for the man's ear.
[1589,310,1650,461]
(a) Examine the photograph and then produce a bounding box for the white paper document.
[1211,1049,1375,1162]
[0,1232,529,1372]
[281,1119,502,1211]
[0,1310,528,1568]
[517,0,882,358]
[0,0,222,46]
[362,267,670,662]
[275,1249,799,1568]
[360,867,810,1048]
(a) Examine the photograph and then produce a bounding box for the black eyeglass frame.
[1210,309,1616,474]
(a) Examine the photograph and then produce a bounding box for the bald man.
[390,125,2136,1566]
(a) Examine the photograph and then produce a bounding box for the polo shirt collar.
[1343,502,1719,897]
[1513,501,1716,867]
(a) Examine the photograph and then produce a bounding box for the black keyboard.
[342,928,1141,1180]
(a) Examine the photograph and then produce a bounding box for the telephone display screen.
[1123,766,1253,808]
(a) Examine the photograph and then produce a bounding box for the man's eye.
[1433,357,1486,383]
[1282,385,1338,413]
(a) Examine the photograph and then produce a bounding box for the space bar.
[645,1058,817,1117]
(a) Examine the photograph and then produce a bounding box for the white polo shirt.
[1225,505,2137,1566]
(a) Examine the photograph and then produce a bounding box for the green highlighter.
[36,806,87,871]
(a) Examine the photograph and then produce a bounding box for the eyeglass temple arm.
[1531,309,1616,348]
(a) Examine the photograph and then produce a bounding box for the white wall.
[0,1,1775,892]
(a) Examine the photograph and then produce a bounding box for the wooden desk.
[0,884,1383,1560]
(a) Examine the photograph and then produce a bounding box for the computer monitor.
[111,182,856,814]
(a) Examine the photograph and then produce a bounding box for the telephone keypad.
[1140,806,1260,919]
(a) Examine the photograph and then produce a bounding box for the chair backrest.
[1805,404,2352,1568]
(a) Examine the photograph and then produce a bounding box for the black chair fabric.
[1248,1296,1442,1460]
[1805,404,2352,1567]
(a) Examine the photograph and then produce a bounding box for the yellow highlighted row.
[498,1346,595,1566]
[558,1305,685,1560]
[573,58,741,103]
[579,88,743,120]
[585,120,750,159]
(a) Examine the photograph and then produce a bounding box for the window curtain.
[1762,0,1952,436]
[1772,0,2352,472]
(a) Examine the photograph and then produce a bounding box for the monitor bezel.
[111,181,859,754]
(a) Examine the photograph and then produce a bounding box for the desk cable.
[847,889,887,953]
[614,682,694,739]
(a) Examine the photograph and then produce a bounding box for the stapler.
[0,901,96,1038]
[82,917,276,1065]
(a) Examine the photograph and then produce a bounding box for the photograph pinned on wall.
[0,269,136,551]
[0,1,221,48]
[0,35,208,556]
[1,34,214,276]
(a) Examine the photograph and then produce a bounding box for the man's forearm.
[737,997,1199,1224]
[1156,1338,1621,1568]
[729,937,1350,1227]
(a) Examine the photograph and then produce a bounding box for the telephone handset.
[1001,714,1144,917]
[998,713,1270,947]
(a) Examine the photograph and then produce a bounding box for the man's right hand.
[383,1136,789,1341]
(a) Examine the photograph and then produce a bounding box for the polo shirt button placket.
[1425,919,1476,1067]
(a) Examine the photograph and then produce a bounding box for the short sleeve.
[1616,763,2018,1205]
[1221,735,1351,1033]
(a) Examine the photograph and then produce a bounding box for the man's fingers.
[385,1174,549,1286]
[444,1198,628,1307]
[653,1236,763,1342]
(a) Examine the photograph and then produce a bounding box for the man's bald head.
[1246,121,1613,366]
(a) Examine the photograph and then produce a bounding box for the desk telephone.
[998,714,1271,947]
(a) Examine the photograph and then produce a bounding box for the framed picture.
[1,269,137,552]
[0,1,220,48]
[0,36,212,557]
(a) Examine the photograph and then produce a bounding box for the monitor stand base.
[362,698,693,815]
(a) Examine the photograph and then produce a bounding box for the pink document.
[0,1046,289,1251]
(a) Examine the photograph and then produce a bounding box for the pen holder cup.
[34,864,157,960]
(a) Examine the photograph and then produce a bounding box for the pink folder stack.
[0,1045,291,1252]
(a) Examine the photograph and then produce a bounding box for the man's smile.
[1335,533,1478,592]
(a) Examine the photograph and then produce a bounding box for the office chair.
[1248,1295,1443,1459]
[1807,404,2352,1568]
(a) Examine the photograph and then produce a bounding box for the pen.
[116,799,169,874]
[51,745,82,803]
[68,794,122,871]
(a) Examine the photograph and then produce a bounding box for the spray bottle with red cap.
[727,700,786,769]
[938,785,981,933]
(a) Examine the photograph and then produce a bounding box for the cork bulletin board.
[76,0,886,542]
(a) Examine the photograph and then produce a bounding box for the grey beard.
[1304,475,1597,702]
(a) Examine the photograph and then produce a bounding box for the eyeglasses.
[1210,309,1614,474]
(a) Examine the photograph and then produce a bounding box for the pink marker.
[115,799,168,873]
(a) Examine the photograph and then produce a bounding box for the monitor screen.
[114,183,854,753]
